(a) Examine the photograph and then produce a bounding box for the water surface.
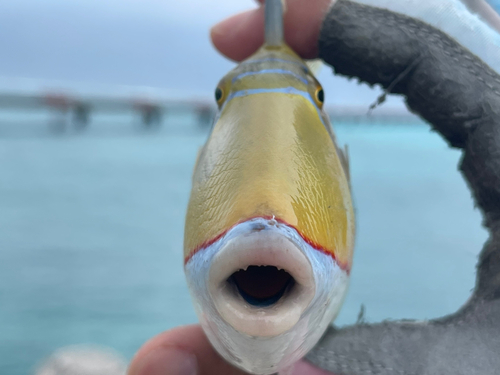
[0,121,487,374]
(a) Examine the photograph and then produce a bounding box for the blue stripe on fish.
[231,69,309,85]
[240,58,308,71]
[223,87,325,127]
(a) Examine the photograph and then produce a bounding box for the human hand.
[218,1,500,374]
[127,325,332,375]
[210,0,332,61]
[131,0,500,374]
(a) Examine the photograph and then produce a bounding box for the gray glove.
[306,1,500,374]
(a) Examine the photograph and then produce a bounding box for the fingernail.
[129,347,197,375]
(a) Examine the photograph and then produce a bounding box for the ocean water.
[0,117,487,374]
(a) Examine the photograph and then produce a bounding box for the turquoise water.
[0,120,487,374]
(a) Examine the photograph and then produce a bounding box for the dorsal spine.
[265,0,284,46]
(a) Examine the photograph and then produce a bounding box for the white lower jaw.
[209,229,316,337]
[185,217,349,375]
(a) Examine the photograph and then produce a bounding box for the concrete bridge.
[0,90,217,130]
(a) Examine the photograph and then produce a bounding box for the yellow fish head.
[184,10,354,374]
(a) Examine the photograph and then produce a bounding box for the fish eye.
[316,89,324,103]
[215,87,224,103]
[314,88,324,107]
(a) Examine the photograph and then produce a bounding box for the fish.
[183,0,355,374]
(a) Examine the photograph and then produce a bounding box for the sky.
[5,0,499,108]
[0,0,405,108]
[1,0,499,107]
[0,0,499,106]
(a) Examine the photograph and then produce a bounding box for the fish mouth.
[208,226,315,337]
[229,266,294,307]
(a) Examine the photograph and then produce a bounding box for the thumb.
[210,0,333,61]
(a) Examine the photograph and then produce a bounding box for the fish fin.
[337,144,351,184]
[192,146,203,181]
[265,0,284,46]
[306,59,323,76]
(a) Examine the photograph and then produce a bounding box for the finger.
[128,324,333,375]
[292,360,338,375]
[211,0,333,61]
[127,325,245,375]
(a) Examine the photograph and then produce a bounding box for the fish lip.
[208,221,315,337]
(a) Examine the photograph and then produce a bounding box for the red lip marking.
[184,216,350,273]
